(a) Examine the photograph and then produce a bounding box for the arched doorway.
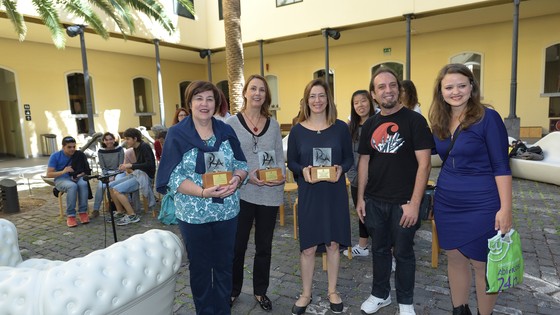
[0,68,24,158]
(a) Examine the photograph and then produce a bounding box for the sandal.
[328,291,343,314]
[291,295,312,315]
[254,294,272,311]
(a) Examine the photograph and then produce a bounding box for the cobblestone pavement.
[0,157,559,314]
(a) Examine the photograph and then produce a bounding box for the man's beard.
[380,99,397,109]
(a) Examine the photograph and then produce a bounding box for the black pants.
[231,199,278,297]
[351,185,369,239]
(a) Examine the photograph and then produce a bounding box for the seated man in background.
[109,128,156,225]
[46,136,91,227]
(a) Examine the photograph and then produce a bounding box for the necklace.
[244,113,261,132]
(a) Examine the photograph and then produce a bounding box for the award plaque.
[256,150,283,182]
[202,152,232,188]
[310,166,336,181]
[202,171,233,188]
[310,147,336,181]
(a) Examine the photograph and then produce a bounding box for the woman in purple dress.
[429,64,512,315]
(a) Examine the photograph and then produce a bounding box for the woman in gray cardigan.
[226,74,285,312]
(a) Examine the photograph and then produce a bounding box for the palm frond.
[94,0,135,36]
[125,0,175,34]
[31,0,65,48]
[65,1,109,39]
[1,0,27,41]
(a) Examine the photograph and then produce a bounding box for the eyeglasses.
[252,134,259,154]
[62,136,76,144]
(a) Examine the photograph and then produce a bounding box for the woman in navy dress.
[287,79,353,315]
[429,64,512,315]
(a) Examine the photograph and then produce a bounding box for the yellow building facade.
[1,0,559,157]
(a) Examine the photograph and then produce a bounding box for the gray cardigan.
[97,146,124,175]
[226,114,285,207]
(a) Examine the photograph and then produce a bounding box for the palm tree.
[0,0,194,48]
[223,0,244,114]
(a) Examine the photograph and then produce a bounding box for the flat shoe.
[291,295,312,315]
[328,291,343,314]
[255,294,272,311]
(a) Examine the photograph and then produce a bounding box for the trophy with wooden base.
[202,151,232,188]
[310,147,336,182]
[256,150,283,182]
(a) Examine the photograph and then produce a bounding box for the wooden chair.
[41,176,68,220]
[426,180,440,268]
[279,168,298,226]
[430,211,440,268]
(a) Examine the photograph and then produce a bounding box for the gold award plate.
[202,171,233,188]
[257,168,283,182]
[310,166,336,181]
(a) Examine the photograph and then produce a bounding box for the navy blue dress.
[287,120,353,251]
[433,108,511,261]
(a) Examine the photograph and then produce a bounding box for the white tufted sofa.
[0,219,184,315]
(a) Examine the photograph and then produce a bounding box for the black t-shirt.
[358,107,434,204]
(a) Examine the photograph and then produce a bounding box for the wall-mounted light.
[324,28,341,40]
[199,49,212,59]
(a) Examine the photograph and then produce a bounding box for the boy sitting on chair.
[46,136,91,227]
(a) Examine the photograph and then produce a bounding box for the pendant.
[253,127,258,132]
[317,130,321,134]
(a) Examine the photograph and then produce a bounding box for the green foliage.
[0,0,195,48]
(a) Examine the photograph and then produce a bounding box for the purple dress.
[433,108,511,261]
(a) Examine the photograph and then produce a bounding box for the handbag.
[419,127,462,220]
[486,229,524,293]
[157,192,178,225]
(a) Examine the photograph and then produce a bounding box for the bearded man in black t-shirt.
[356,68,434,315]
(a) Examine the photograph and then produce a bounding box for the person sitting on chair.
[109,128,156,225]
[92,132,125,218]
[46,136,91,228]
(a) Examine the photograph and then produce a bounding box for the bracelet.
[233,174,243,184]
[201,188,205,198]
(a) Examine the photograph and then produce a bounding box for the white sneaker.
[360,295,391,314]
[343,244,369,257]
[399,303,416,315]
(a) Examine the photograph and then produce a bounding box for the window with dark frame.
[179,81,192,109]
[276,0,302,7]
[133,78,154,129]
[451,52,482,91]
[175,0,194,19]
[66,72,95,134]
[544,43,560,94]
[313,70,334,97]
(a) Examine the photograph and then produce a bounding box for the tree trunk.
[223,0,245,115]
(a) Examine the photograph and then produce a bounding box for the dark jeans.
[178,217,238,315]
[363,198,420,305]
[351,186,370,239]
[232,199,278,297]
